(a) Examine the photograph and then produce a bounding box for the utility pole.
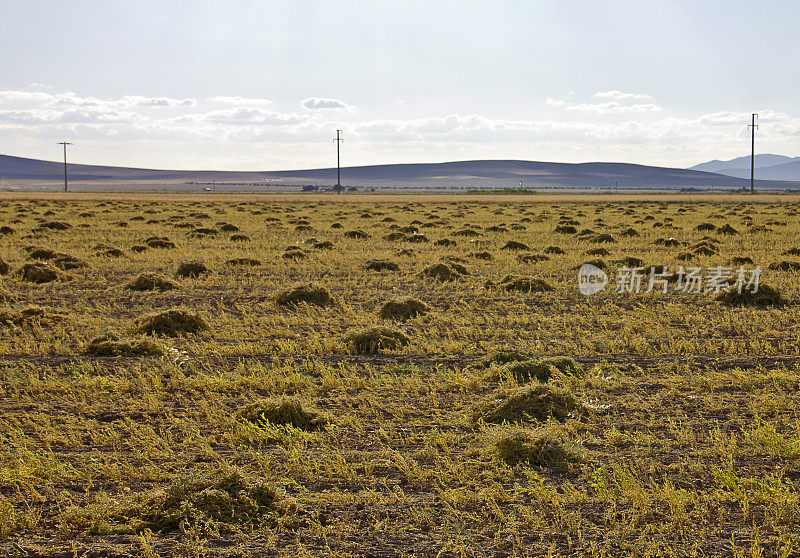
[333,129,343,194]
[57,141,72,192]
[748,113,758,194]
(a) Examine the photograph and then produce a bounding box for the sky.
[0,0,798,171]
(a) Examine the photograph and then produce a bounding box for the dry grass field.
[1,192,800,557]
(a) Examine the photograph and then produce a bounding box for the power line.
[748,113,758,195]
[57,141,72,192]
[333,129,343,194]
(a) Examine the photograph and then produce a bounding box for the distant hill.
[1,153,797,190]
[689,153,800,175]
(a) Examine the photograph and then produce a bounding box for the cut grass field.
[1,192,800,556]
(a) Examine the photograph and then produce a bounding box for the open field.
[1,193,800,556]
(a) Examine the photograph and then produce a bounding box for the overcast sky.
[0,0,798,171]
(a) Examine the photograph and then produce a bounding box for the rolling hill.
[1,153,797,190]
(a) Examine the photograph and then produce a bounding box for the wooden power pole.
[333,130,343,193]
[748,114,758,194]
[57,141,72,192]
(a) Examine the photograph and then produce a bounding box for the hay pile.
[84,332,166,356]
[344,326,410,354]
[128,273,179,292]
[379,298,429,321]
[134,309,209,336]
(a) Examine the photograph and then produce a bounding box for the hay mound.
[498,357,578,384]
[591,233,616,243]
[124,467,293,532]
[0,256,8,275]
[585,248,610,256]
[134,309,209,336]
[27,247,58,260]
[496,428,585,467]
[344,230,370,239]
[543,246,565,255]
[478,349,530,369]
[0,226,14,235]
[731,256,754,265]
[145,237,176,249]
[189,227,219,237]
[130,245,148,253]
[485,275,553,293]
[501,240,530,251]
[282,246,306,260]
[226,257,262,266]
[365,259,400,272]
[84,332,165,356]
[230,234,250,242]
[39,221,71,231]
[18,262,69,283]
[469,251,493,260]
[768,261,800,271]
[716,284,783,307]
[554,225,577,234]
[695,222,716,232]
[238,398,330,431]
[312,240,334,250]
[128,273,179,292]
[175,260,209,278]
[344,326,410,354]
[276,283,334,307]
[52,253,86,270]
[420,262,468,281]
[619,227,640,237]
[379,298,429,321]
[220,224,240,232]
[405,233,429,243]
[517,254,549,264]
[476,383,586,424]
[434,238,457,247]
[717,224,739,235]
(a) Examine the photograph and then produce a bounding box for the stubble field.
[1,193,800,557]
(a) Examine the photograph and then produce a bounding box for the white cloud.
[594,90,653,100]
[565,101,662,114]
[301,97,355,111]
[208,96,273,106]
[0,87,798,169]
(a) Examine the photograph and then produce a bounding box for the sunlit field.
[2,192,800,557]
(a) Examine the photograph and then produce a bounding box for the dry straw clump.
[18,262,70,283]
[475,383,587,424]
[276,283,334,307]
[365,259,400,272]
[134,309,209,336]
[495,356,580,384]
[344,326,410,354]
[122,467,295,532]
[379,298,429,321]
[716,284,784,307]
[175,260,210,278]
[495,427,586,467]
[128,273,180,292]
[84,332,166,356]
[238,398,330,431]
[420,262,468,281]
